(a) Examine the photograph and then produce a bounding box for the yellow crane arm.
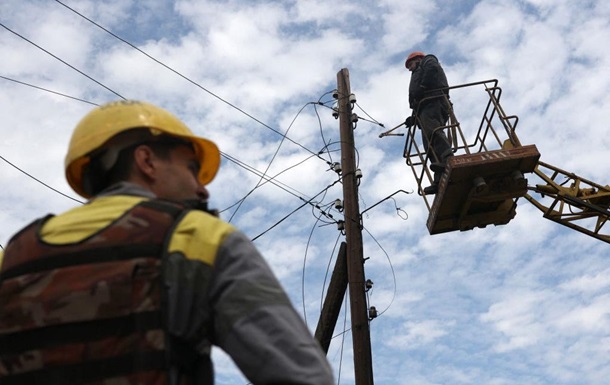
[524,161,610,243]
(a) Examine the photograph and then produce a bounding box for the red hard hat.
[405,51,425,68]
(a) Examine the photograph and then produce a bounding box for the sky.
[1,0,610,384]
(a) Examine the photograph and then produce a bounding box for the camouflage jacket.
[0,183,334,385]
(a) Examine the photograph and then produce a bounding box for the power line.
[0,74,318,209]
[52,0,345,223]
[3,3,392,212]
[0,23,125,100]
[221,95,343,220]
[3,2,356,227]
[0,76,323,211]
[362,226,397,317]
[0,82,392,295]
[229,102,328,222]
[251,199,312,242]
[0,73,315,205]
[0,76,99,106]
[228,101,320,222]
[53,0,320,157]
[0,137,339,245]
[319,232,343,312]
[354,101,385,128]
[336,294,349,385]
[0,154,84,204]
[250,178,342,241]
[7,2,323,164]
[302,215,322,326]
[3,7,400,297]
[314,102,335,164]
[315,90,339,164]
[220,152,315,208]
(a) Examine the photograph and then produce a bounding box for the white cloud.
[481,290,549,352]
[386,319,455,350]
[561,270,610,294]
[2,1,610,384]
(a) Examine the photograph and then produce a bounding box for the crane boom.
[524,161,610,243]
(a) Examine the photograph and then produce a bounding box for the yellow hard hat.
[65,100,221,198]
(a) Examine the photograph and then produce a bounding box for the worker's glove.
[405,116,415,127]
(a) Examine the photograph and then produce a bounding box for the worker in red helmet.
[0,101,334,385]
[405,51,453,195]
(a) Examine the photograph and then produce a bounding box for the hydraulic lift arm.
[524,161,610,243]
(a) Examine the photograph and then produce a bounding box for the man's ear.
[132,145,158,181]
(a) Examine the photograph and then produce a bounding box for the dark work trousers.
[417,100,452,166]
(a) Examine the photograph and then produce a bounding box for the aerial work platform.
[392,79,543,235]
[380,78,610,243]
[427,144,540,234]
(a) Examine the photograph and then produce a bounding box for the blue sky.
[1,1,610,384]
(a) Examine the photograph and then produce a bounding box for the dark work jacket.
[409,54,449,110]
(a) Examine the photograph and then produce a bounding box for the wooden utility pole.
[337,68,374,385]
[314,242,347,353]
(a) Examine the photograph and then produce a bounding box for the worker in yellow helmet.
[0,100,334,384]
[405,51,453,195]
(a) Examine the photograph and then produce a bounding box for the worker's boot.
[423,183,438,195]
[423,172,441,195]
[425,153,453,194]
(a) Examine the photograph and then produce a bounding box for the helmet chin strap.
[95,129,160,172]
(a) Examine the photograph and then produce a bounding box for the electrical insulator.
[355,169,363,179]
[332,162,342,174]
[332,102,339,119]
[334,199,343,211]
[332,89,339,99]
[351,113,358,123]
[365,279,374,290]
[368,306,378,320]
[337,220,345,231]
[349,93,357,103]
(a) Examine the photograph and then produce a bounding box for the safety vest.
[0,200,202,385]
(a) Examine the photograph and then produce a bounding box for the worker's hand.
[405,116,415,127]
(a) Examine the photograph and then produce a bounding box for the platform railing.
[403,79,522,209]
